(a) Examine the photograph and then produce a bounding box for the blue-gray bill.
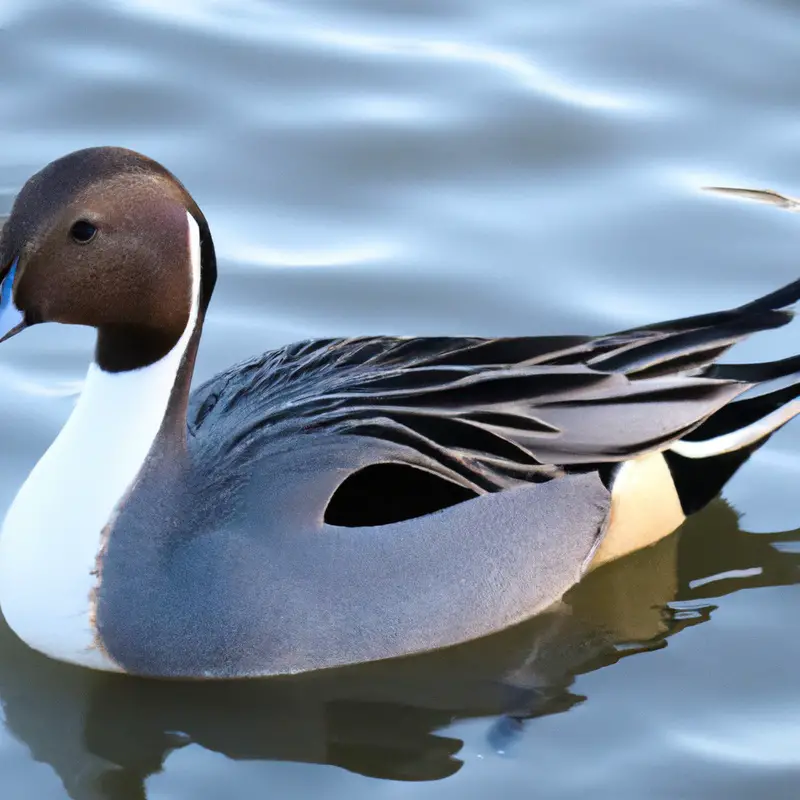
[0,257,25,343]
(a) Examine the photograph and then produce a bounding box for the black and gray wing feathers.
[189,275,800,492]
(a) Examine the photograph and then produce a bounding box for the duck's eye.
[70,220,97,244]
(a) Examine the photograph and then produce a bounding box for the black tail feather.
[738,275,800,314]
[666,369,800,515]
[709,353,800,383]
[665,445,760,516]
[683,378,800,442]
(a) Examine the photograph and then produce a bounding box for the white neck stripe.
[0,211,202,671]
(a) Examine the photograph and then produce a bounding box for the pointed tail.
[665,359,800,514]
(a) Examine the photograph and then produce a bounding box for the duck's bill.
[0,257,25,344]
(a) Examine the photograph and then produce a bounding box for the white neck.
[0,212,201,671]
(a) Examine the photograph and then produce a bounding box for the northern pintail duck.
[0,147,798,678]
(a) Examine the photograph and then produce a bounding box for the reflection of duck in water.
[490,498,800,752]
[1,148,800,679]
[0,499,797,798]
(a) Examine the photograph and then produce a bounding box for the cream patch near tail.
[590,452,685,570]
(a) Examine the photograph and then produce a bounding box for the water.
[1,0,800,797]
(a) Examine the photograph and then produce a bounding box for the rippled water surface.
[2,1,800,797]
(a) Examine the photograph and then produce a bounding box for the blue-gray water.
[2,1,800,797]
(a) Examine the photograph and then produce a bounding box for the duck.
[0,146,798,679]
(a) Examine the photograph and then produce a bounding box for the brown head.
[0,147,216,371]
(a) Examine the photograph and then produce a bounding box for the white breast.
[0,213,201,669]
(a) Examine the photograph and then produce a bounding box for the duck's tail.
[665,354,800,514]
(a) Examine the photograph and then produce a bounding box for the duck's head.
[0,147,216,372]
